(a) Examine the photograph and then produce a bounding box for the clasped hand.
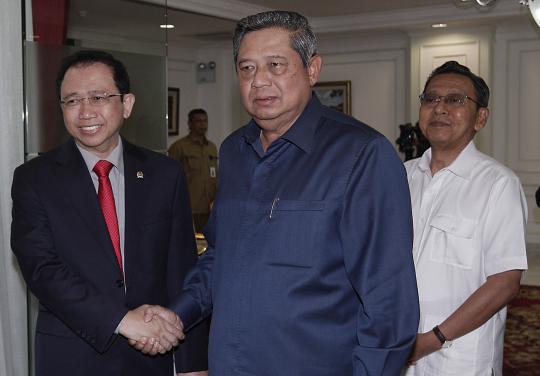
[118,304,184,355]
[407,331,442,366]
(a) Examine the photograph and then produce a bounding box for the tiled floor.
[524,243,540,287]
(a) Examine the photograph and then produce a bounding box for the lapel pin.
[136,171,144,179]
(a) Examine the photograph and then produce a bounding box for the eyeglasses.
[419,93,481,107]
[60,93,123,107]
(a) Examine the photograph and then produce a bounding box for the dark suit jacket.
[11,138,208,376]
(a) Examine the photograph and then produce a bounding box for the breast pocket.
[262,199,325,268]
[428,214,477,269]
[185,154,201,172]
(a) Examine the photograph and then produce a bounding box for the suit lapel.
[53,139,123,273]
[122,139,149,279]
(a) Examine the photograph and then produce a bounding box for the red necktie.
[93,160,123,273]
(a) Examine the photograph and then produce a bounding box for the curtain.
[0,0,29,375]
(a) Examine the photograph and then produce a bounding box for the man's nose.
[251,67,271,88]
[78,100,97,118]
[433,99,449,114]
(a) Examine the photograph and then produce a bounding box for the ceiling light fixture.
[432,23,448,28]
[528,0,540,26]
[160,24,175,29]
[457,0,540,26]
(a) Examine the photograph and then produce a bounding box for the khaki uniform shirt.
[168,135,218,214]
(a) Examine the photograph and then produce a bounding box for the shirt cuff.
[114,312,128,335]
[169,294,202,331]
[485,256,528,278]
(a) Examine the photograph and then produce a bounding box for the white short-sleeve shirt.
[403,141,528,376]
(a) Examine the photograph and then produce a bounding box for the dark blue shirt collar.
[242,94,323,155]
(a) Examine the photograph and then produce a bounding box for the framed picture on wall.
[313,81,351,115]
[167,87,180,136]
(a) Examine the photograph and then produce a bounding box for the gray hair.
[233,10,318,68]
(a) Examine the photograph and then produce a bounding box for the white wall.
[167,49,198,144]
[166,41,249,148]
[166,31,412,149]
[409,27,493,154]
[492,22,540,244]
[318,32,408,143]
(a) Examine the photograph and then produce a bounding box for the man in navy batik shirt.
[139,10,419,375]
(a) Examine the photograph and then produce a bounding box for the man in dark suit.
[10,50,208,375]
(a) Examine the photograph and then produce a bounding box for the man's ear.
[307,54,323,87]
[474,107,489,132]
[122,93,135,119]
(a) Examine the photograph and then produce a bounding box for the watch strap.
[432,325,448,345]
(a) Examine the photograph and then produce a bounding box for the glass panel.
[23,2,168,375]
[24,42,167,155]
[24,42,70,156]
[119,50,167,152]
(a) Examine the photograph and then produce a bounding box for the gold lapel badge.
[136,171,144,179]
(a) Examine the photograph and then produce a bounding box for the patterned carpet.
[504,285,540,375]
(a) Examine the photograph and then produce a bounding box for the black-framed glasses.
[60,93,123,107]
[419,93,481,107]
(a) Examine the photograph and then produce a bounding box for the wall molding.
[168,58,194,72]
[311,0,526,33]
[321,48,406,142]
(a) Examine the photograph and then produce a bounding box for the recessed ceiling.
[68,0,238,42]
[67,0,530,45]
[241,0,454,17]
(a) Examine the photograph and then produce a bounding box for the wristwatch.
[432,325,453,348]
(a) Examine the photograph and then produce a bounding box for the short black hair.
[423,61,490,108]
[188,108,207,122]
[56,50,130,99]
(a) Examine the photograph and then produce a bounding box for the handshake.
[118,305,184,355]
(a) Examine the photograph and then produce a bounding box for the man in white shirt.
[404,61,528,376]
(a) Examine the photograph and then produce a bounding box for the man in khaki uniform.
[168,109,218,232]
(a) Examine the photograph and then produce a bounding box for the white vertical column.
[0,0,28,376]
